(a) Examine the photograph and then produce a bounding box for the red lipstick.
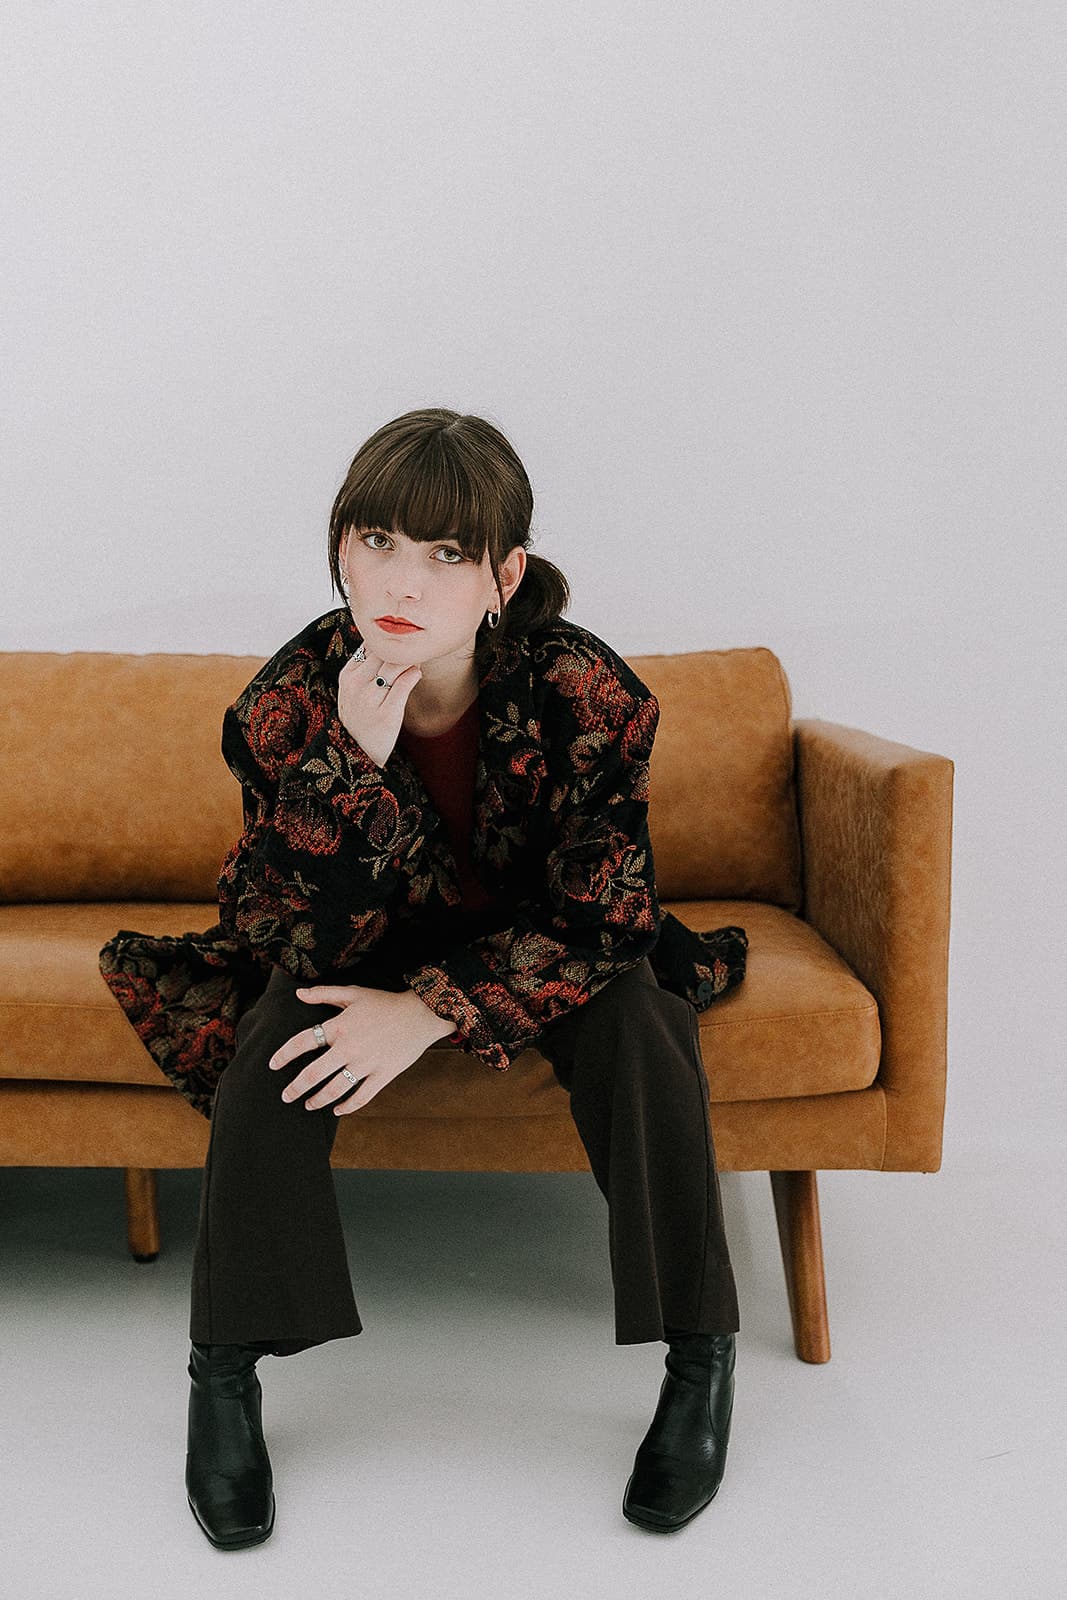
[374,615,423,634]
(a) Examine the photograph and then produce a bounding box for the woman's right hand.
[336,648,422,769]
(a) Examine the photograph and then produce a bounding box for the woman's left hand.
[268,983,449,1114]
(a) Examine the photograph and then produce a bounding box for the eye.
[359,532,464,562]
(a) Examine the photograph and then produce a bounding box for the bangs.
[336,431,501,563]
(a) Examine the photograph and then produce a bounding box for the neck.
[403,659,480,734]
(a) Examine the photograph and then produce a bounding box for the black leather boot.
[622,1331,735,1532]
[185,1342,275,1550]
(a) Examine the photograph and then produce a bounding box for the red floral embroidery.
[99,607,748,1118]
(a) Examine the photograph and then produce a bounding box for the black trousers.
[189,953,740,1352]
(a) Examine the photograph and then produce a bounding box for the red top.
[396,696,498,916]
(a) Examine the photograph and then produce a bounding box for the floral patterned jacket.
[99,606,748,1119]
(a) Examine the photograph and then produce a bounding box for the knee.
[221,976,335,1100]
[235,969,331,1049]
[561,964,695,1077]
[595,961,691,1036]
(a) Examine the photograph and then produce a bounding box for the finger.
[268,1025,331,1072]
[355,653,417,680]
[388,664,423,701]
[332,1075,384,1115]
[372,663,419,692]
[280,1050,347,1102]
[347,651,386,675]
[306,1069,367,1111]
[294,987,352,1006]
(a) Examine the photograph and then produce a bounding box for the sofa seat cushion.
[1,899,880,1110]
[679,899,881,1101]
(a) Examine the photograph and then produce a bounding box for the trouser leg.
[189,964,365,1353]
[535,956,740,1345]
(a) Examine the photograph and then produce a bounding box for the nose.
[386,551,423,602]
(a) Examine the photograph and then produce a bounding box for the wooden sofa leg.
[769,1170,831,1363]
[124,1167,161,1262]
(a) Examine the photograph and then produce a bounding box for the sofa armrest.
[792,719,954,1170]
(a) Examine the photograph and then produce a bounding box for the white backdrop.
[2,2,1062,1157]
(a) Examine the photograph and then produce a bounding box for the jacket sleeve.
[216,682,441,980]
[399,688,663,1070]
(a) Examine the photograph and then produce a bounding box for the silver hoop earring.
[486,608,499,629]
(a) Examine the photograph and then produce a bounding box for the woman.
[99,408,748,1548]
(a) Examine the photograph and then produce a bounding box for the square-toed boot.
[185,1342,275,1550]
[622,1331,735,1532]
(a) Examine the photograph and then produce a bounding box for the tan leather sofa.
[0,642,953,1363]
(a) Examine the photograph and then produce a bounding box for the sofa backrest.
[0,644,801,910]
[632,646,800,909]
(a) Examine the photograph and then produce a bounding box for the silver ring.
[340,1067,358,1086]
[312,1023,327,1048]
[353,643,366,662]
[375,675,391,688]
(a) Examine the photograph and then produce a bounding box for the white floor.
[3,1148,1063,1600]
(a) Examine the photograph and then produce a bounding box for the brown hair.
[328,408,570,673]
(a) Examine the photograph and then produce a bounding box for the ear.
[496,546,527,606]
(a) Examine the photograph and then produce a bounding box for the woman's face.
[339,525,525,671]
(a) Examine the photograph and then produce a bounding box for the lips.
[374,616,423,632]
